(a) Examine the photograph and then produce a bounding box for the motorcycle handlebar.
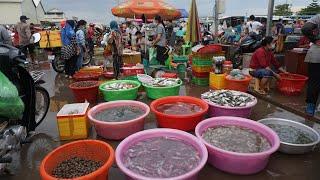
[14,57,29,65]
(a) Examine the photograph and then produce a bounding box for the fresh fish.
[104,82,136,90]
[227,69,246,80]
[201,90,256,107]
[144,78,181,87]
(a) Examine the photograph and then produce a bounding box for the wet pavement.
[3,61,320,180]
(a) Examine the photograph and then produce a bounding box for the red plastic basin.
[150,96,209,131]
[69,81,99,103]
[277,73,308,96]
[87,101,150,140]
[225,75,252,92]
[73,72,102,81]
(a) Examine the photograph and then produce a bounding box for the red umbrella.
[111,0,181,20]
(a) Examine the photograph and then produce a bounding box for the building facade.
[0,0,45,25]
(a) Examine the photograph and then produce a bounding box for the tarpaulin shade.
[111,0,181,20]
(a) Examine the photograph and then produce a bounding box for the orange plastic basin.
[40,140,114,180]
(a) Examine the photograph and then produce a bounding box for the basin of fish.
[144,78,181,87]
[103,82,136,90]
[157,102,202,115]
[201,90,256,107]
[123,137,200,178]
[266,124,314,144]
[202,125,271,153]
[94,105,145,122]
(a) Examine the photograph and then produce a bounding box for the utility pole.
[266,0,275,36]
[214,0,219,34]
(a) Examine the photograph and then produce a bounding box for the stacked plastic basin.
[191,53,212,86]
[192,52,225,86]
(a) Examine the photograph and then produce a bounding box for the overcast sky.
[42,0,311,24]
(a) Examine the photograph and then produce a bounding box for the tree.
[298,0,320,15]
[274,3,293,16]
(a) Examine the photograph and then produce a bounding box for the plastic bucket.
[115,128,208,180]
[99,80,141,101]
[150,96,209,131]
[195,116,280,175]
[277,73,308,96]
[88,101,150,140]
[143,80,182,99]
[225,75,252,92]
[202,91,257,118]
[69,81,99,103]
[40,140,114,180]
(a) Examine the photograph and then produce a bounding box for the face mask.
[271,44,276,50]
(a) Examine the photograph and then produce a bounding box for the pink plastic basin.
[202,92,257,118]
[87,101,150,140]
[195,116,280,175]
[116,128,208,180]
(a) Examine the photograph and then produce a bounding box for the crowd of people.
[1,13,319,116]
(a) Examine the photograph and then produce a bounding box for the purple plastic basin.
[116,128,208,180]
[195,116,280,175]
[202,91,257,118]
[87,101,150,140]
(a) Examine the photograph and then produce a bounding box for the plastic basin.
[69,81,99,103]
[99,80,141,101]
[277,73,308,96]
[225,75,252,92]
[202,91,257,118]
[150,96,209,131]
[40,140,114,180]
[115,128,208,180]
[195,116,280,175]
[88,101,150,140]
[143,80,182,99]
[73,72,102,81]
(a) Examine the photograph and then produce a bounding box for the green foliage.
[298,0,320,15]
[274,4,293,16]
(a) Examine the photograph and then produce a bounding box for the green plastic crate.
[173,55,188,63]
[192,59,213,66]
[192,77,209,86]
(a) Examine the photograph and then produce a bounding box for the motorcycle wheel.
[82,51,93,66]
[52,54,65,73]
[35,86,50,127]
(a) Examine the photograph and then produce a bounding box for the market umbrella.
[185,0,201,43]
[111,0,181,20]
[178,9,189,18]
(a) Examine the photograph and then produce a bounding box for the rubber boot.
[306,103,316,116]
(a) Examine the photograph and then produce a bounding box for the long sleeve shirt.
[15,22,31,46]
[76,29,86,47]
[250,47,281,69]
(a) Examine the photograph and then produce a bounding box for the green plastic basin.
[99,80,141,101]
[143,80,182,99]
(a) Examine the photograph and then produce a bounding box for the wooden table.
[284,50,308,76]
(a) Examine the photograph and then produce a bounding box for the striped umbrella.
[111,0,181,20]
[185,0,201,43]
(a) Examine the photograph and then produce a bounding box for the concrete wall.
[21,0,45,24]
[0,2,22,24]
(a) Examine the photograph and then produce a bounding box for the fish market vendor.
[250,36,287,94]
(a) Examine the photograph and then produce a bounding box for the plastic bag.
[0,71,25,119]
[0,97,25,119]
[0,71,19,98]
[149,47,158,65]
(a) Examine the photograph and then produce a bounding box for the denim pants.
[76,47,84,71]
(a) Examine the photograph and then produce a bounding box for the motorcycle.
[232,34,262,68]
[0,43,50,174]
